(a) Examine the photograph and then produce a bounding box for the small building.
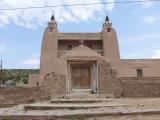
[29,15,160,98]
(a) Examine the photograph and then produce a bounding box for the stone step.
[0,103,17,108]
[24,103,126,110]
[24,104,99,110]
[63,94,114,99]
[51,99,110,103]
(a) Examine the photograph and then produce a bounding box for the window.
[107,28,111,32]
[49,27,53,32]
[136,69,143,77]
[68,45,72,50]
[36,82,39,86]
[87,44,92,49]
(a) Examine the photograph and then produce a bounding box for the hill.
[0,69,39,85]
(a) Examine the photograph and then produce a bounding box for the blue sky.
[0,0,160,69]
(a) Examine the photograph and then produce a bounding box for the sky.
[0,0,160,69]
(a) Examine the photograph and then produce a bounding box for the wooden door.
[72,66,90,89]
[81,67,90,88]
[72,67,81,88]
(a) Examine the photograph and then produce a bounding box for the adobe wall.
[41,56,122,97]
[40,57,67,96]
[28,74,40,85]
[58,32,102,40]
[120,59,160,77]
[42,72,66,96]
[0,86,49,107]
[98,57,122,97]
[120,77,160,97]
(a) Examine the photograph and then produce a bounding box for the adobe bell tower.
[40,14,58,82]
[102,16,121,73]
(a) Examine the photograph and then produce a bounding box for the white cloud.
[0,44,7,52]
[105,0,115,11]
[142,1,154,8]
[122,54,144,59]
[120,32,160,59]
[0,0,115,28]
[122,32,160,42]
[152,50,160,59]
[144,16,159,24]
[22,55,40,65]
[22,58,39,65]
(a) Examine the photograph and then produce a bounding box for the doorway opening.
[67,61,98,94]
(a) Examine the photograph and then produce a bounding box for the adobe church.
[3,15,160,120]
[29,15,160,98]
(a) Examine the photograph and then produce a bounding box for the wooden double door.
[71,66,91,89]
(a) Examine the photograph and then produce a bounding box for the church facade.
[28,16,160,98]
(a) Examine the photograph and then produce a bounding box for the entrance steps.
[54,94,114,99]
[2,98,160,119]
[24,98,112,110]
[24,103,113,110]
[24,94,113,111]
[51,99,108,103]
[68,89,93,96]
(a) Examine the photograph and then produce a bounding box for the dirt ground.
[1,98,160,120]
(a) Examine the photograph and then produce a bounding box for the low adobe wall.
[98,58,122,97]
[2,77,160,108]
[120,77,160,98]
[0,86,49,107]
[28,74,40,86]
